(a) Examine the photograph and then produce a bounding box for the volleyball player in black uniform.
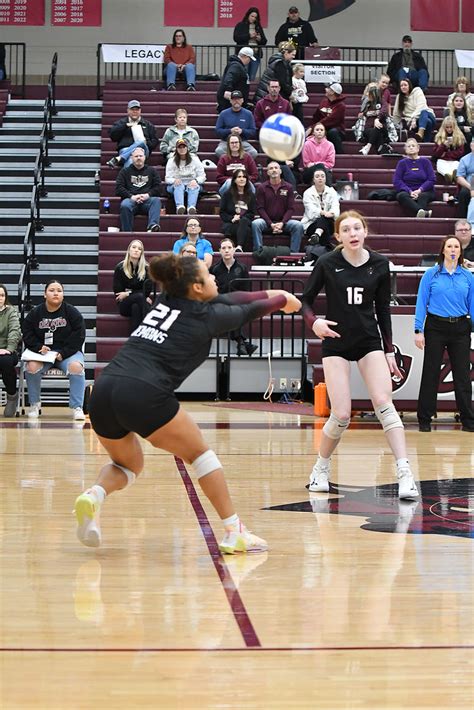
[302,210,419,500]
[74,254,301,553]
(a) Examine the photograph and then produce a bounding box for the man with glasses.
[274,6,318,59]
[455,219,474,266]
[215,91,257,158]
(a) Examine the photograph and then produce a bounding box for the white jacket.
[165,154,206,185]
[301,185,340,230]
[393,87,435,123]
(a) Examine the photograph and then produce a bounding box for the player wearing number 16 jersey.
[302,210,419,501]
[74,254,301,554]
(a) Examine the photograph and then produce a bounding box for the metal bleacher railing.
[1,42,26,97]
[96,43,473,97]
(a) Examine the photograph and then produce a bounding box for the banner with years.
[305,65,341,83]
[101,45,166,64]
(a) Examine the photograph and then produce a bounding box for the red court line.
[174,456,261,649]
[1,645,472,653]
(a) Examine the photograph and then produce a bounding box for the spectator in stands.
[0,44,6,81]
[393,137,436,218]
[210,238,257,356]
[160,108,200,160]
[172,217,213,268]
[432,117,466,183]
[252,161,304,253]
[301,168,339,247]
[456,138,474,219]
[392,79,436,143]
[164,29,196,91]
[220,169,257,251]
[290,63,309,126]
[216,134,258,195]
[116,147,162,232]
[233,7,267,82]
[179,243,198,257]
[311,82,346,154]
[274,6,318,59]
[446,76,474,114]
[354,81,396,156]
[446,94,473,152]
[217,47,256,112]
[113,240,152,334]
[254,42,296,102]
[254,79,291,130]
[108,100,158,169]
[165,138,206,215]
[302,122,335,185]
[455,219,474,267]
[387,35,429,91]
[22,280,86,421]
[0,284,21,417]
[377,73,392,115]
[215,91,257,158]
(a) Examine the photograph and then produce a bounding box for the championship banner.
[217,0,268,28]
[51,0,102,26]
[164,0,213,26]
[0,0,45,25]
[101,45,166,64]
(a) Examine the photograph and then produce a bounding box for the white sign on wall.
[305,65,341,84]
[101,45,166,64]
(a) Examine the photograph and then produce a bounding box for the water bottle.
[347,172,353,182]
[94,169,100,185]
[103,199,110,214]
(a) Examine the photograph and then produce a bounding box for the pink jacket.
[302,137,336,170]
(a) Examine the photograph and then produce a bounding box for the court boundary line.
[1,645,472,653]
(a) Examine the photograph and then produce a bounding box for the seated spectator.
[165,138,206,215]
[392,79,436,142]
[215,91,257,158]
[446,94,473,152]
[217,47,256,113]
[432,117,466,183]
[377,73,392,115]
[113,240,152,334]
[172,217,213,268]
[216,134,258,195]
[108,100,158,169]
[393,137,436,218]
[220,169,257,251]
[354,81,396,155]
[274,6,318,59]
[160,108,200,159]
[115,147,162,232]
[233,7,267,82]
[290,63,309,126]
[456,138,474,221]
[254,79,291,130]
[179,243,198,257]
[446,76,474,114]
[311,82,346,154]
[0,283,21,417]
[302,123,335,185]
[164,29,196,91]
[0,44,6,81]
[254,41,296,103]
[387,35,429,91]
[252,161,304,253]
[22,280,86,420]
[210,238,257,356]
[455,219,474,266]
[301,168,340,247]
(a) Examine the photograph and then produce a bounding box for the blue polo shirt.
[414,264,474,331]
[172,236,214,261]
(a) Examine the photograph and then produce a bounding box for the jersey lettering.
[142,303,181,331]
[346,286,364,305]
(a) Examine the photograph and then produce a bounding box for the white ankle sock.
[318,455,331,466]
[222,513,240,529]
[396,459,410,471]
[89,485,107,504]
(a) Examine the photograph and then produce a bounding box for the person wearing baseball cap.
[387,35,429,90]
[108,100,158,169]
[274,5,318,59]
[311,83,346,154]
[217,46,255,112]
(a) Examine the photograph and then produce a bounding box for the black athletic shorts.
[321,339,383,362]
[88,374,180,439]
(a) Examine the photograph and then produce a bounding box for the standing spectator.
[233,7,267,82]
[172,217,213,269]
[446,76,474,115]
[432,117,466,183]
[215,91,257,158]
[387,35,429,91]
[301,168,339,247]
[216,134,258,195]
[217,47,256,112]
[108,101,158,169]
[456,138,474,219]
[254,79,291,130]
[254,42,296,102]
[252,161,304,253]
[392,79,436,142]
[393,137,435,218]
[446,94,473,151]
[290,63,309,126]
[414,235,474,433]
[165,138,206,215]
[210,238,258,356]
[274,6,318,59]
[160,108,200,160]
[220,169,257,251]
[22,280,86,420]
[115,147,162,232]
[302,123,335,185]
[0,284,21,417]
[311,83,346,154]
[354,81,396,156]
[164,29,196,91]
[455,219,474,266]
[113,240,152,334]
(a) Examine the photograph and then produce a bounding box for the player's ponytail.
[149,253,202,297]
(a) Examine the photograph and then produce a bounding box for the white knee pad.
[192,450,222,479]
[375,402,403,433]
[112,462,136,487]
[322,413,350,440]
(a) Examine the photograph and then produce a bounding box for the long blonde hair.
[434,116,466,148]
[123,239,148,280]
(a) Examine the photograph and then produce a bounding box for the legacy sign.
[101,45,166,64]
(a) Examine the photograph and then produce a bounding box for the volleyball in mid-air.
[259,113,306,161]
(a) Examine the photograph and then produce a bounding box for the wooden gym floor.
[0,403,473,709]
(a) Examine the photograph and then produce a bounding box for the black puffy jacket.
[217,55,250,112]
[254,52,292,102]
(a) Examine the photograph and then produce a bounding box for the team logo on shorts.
[390,343,413,391]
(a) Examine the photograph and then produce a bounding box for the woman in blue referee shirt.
[414,235,474,432]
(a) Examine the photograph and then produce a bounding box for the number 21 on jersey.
[142,303,181,331]
[346,286,364,305]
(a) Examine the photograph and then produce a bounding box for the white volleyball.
[259,113,306,161]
